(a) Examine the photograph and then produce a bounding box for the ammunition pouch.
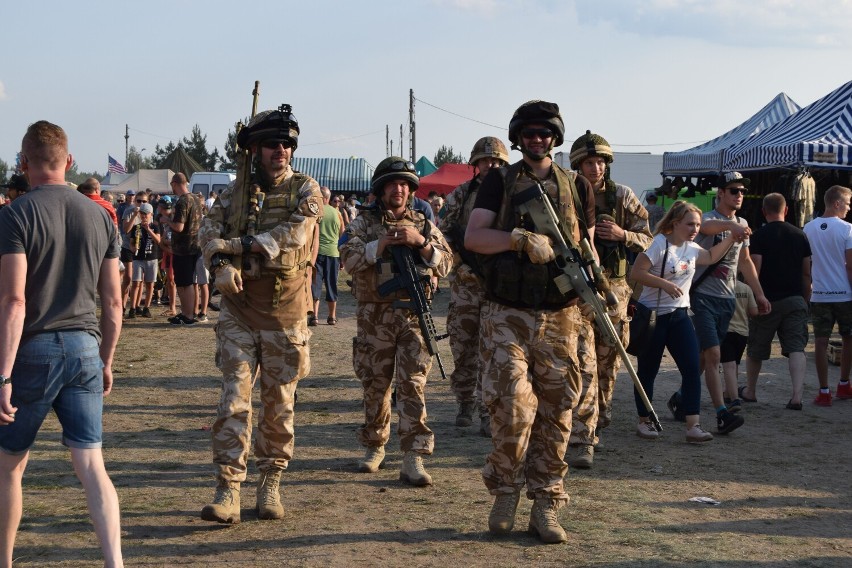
[481,251,575,310]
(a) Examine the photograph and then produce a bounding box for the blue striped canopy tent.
[291,157,374,194]
[725,81,852,172]
[662,93,800,176]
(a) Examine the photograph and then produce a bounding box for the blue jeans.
[634,307,702,417]
[0,331,104,454]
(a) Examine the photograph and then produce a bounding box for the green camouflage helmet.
[371,156,419,194]
[237,104,300,150]
[508,100,565,147]
[569,130,613,170]
[469,136,510,165]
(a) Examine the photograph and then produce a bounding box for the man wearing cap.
[566,131,652,470]
[439,136,509,436]
[162,173,203,325]
[1,174,30,203]
[197,105,322,524]
[670,171,770,435]
[645,193,665,232]
[465,100,596,543]
[339,156,451,487]
[127,202,161,318]
[119,189,140,316]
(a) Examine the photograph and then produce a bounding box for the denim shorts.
[691,292,735,351]
[0,331,104,455]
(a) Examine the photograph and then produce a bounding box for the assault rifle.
[225,80,262,274]
[378,245,449,381]
[512,183,662,432]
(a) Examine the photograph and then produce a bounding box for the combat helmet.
[507,100,565,148]
[237,104,300,150]
[469,136,510,165]
[569,130,614,170]
[371,156,419,194]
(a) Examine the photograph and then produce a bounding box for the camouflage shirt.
[171,192,203,255]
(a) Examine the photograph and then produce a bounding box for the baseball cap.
[139,203,154,214]
[125,189,136,196]
[720,171,750,189]
[1,174,28,191]
[158,196,173,208]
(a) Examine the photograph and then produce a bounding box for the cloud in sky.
[575,0,852,48]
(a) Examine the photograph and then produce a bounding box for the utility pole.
[386,124,389,157]
[125,124,129,165]
[399,125,403,160]
[409,89,416,162]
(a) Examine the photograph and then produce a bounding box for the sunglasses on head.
[521,128,553,139]
[386,160,416,173]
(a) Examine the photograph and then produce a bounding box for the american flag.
[108,155,126,174]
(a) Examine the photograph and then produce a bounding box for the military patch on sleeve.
[308,201,319,215]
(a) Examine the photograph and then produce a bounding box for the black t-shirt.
[130,224,161,261]
[750,220,812,301]
[473,162,597,236]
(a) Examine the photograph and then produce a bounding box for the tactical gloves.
[214,264,243,295]
[510,228,555,264]
[202,238,242,267]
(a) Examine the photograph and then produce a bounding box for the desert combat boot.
[528,497,568,544]
[359,445,386,473]
[488,491,521,534]
[256,468,285,520]
[200,481,240,524]
[455,401,475,427]
[399,451,433,486]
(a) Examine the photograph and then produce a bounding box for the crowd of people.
[2,102,852,565]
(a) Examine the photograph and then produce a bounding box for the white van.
[189,172,236,200]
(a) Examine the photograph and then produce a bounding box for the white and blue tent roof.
[291,157,374,194]
[724,81,852,172]
[662,93,800,176]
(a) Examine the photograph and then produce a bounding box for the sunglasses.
[521,128,553,139]
[260,140,292,150]
[726,187,746,195]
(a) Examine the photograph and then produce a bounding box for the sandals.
[738,386,757,403]
[785,400,803,411]
[308,315,318,327]
[327,317,337,326]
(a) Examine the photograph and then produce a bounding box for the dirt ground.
[11,280,852,567]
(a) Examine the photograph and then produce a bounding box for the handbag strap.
[655,243,669,309]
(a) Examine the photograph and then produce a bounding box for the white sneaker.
[685,424,714,443]
[636,421,659,439]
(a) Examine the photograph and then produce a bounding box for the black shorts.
[720,331,748,364]
[172,253,200,287]
[120,247,134,264]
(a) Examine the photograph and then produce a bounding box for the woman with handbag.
[630,201,739,443]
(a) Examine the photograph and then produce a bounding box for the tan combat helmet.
[569,130,614,170]
[469,136,510,165]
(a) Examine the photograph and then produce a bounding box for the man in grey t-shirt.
[673,172,770,436]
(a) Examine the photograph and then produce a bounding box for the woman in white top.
[630,201,739,443]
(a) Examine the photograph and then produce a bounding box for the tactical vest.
[350,206,433,304]
[594,180,628,279]
[480,162,584,310]
[233,173,312,281]
[448,177,483,274]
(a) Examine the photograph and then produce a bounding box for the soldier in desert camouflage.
[197,106,322,524]
[465,100,597,544]
[566,131,652,470]
[438,136,509,436]
[339,157,451,487]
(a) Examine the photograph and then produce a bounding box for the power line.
[300,129,384,147]
[127,127,182,143]
[414,97,504,130]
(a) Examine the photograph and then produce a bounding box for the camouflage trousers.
[446,265,486,415]
[353,302,434,454]
[570,277,632,446]
[480,300,582,501]
[211,307,311,483]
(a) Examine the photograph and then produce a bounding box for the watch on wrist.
[0,375,11,387]
[210,253,231,271]
[241,235,255,256]
[415,237,429,250]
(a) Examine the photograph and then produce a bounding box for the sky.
[2,0,851,176]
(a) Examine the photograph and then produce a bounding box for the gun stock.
[378,245,448,380]
[512,183,662,432]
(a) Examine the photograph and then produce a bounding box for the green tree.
[182,124,219,171]
[150,142,177,169]
[220,127,239,171]
[0,158,9,184]
[66,163,104,185]
[433,145,465,167]
[125,145,155,173]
